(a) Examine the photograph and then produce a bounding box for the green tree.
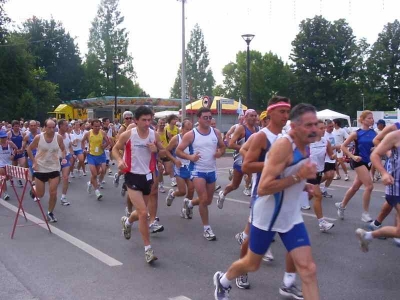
[217,51,295,110]
[88,0,139,96]
[170,23,215,99]
[22,16,84,101]
[0,0,10,43]
[290,16,360,115]
[366,20,400,110]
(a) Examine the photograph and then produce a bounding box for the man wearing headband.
[217,109,258,209]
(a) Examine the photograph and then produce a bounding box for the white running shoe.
[217,191,225,209]
[393,238,400,247]
[87,182,92,194]
[355,228,370,252]
[243,187,251,197]
[166,189,175,206]
[344,174,349,181]
[319,219,334,232]
[361,212,373,223]
[335,202,345,219]
[159,183,166,193]
[262,249,274,262]
[301,205,311,210]
[171,177,177,187]
[203,228,216,241]
[228,168,233,181]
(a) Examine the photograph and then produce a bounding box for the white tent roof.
[317,109,351,127]
[154,111,180,119]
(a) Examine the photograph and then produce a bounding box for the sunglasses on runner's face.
[202,116,212,120]
[125,117,132,120]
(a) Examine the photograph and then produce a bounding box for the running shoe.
[149,221,164,233]
[60,196,70,206]
[181,198,193,219]
[262,249,274,262]
[113,173,120,187]
[213,271,231,300]
[121,216,131,240]
[301,205,311,210]
[121,183,127,197]
[125,207,131,217]
[243,187,251,197]
[17,179,23,187]
[228,169,233,181]
[335,202,345,219]
[95,190,103,200]
[217,191,225,209]
[47,212,58,223]
[355,228,370,252]
[279,283,304,300]
[361,212,372,223]
[3,193,10,200]
[159,183,166,193]
[235,273,250,289]
[171,177,177,187]
[235,232,245,246]
[393,238,400,247]
[145,248,158,263]
[166,189,175,206]
[333,175,341,180]
[87,182,92,194]
[319,219,334,232]
[204,228,216,241]
[344,174,349,181]
[322,191,333,198]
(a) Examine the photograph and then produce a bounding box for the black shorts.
[351,160,371,170]
[34,171,60,182]
[307,172,323,185]
[161,157,170,163]
[124,172,153,196]
[324,162,336,172]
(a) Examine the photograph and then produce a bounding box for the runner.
[0,130,18,200]
[320,119,336,198]
[81,119,109,200]
[113,106,164,263]
[164,119,194,211]
[8,120,25,187]
[26,119,66,222]
[218,109,258,208]
[308,119,335,231]
[213,103,320,300]
[22,120,39,181]
[58,119,73,206]
[335,110,376,222]
[70,120,86,177]
[176,107,226,240]
[224,115,244,181]
[156,118,174,193]
[356,129,400,251]
[333,119,349,181]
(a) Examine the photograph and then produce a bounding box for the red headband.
[267,102,291,112]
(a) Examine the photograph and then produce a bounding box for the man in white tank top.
[214,104,320,300]
[58,119,74,206]
[164,120,194,211]
[27,119,66,223]
[176,107,226,241]
[0,130,18,200]
[112,106,165,264]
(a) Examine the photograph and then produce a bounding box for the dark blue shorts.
[190,170,217,184]
[13,153,25,161]
[74,150,83,156]
[61,154,72,169]
[87,153,106,166]
[386,195,400,207]
[249,222,310,255]
[233,163,242,174]
[175,165,191,180]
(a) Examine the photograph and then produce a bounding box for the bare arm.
[26,135,40,162]
[101,131,110,149]
[165,135,180,165]
[257,138,316,196]
[373,124,397,146]
[81,132,89,150]
[57,135,66,159]
[112,130,131,171]
[341,132,358,159]
[228,126,244,151]
[214,128,226,158]
[326,140,334,159]
[242,132,266,174]
[224,125,236,144]
[239,134,254,158]
[176,131,199,162]
[21,134,29,151]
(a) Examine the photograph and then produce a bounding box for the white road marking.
[0,199,123,267]
[213,195,337,221]
[168,296,192,300]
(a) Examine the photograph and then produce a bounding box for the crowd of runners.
[1,96,400,300]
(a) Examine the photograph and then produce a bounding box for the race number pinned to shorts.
[146,173,152,181]
[95,147,99,153]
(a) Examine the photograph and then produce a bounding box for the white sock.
[321,186,326,193]
[144,245,151,251]
[187,200,194,208]
[220,273,231,288]
[95,189,100,193]
[204,225,211,231]
[364,231,373,240]
[61,194,66,199]
[125,219,132,226]
[283,272,296,287]
[242,232,248,240]
[318,218,324,224]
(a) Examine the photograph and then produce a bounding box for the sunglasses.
[202,116,212,120]
[125,117,132,120]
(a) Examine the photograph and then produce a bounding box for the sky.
[5,0,400,98]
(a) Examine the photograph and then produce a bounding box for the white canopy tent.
[154,110,180,119]
[317,109,351,127]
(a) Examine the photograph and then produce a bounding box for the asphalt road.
[0,157,399,300]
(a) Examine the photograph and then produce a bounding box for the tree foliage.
[0,0,10,43]
[171,24,215,100]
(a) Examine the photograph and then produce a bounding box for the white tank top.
[252,134,308,233]
[0,143,12,167]
[309,137,327,173]
[70,130,83,151]
[190,127,218,172]
[60,133,71,155]
[124,128,156,175]
[176,134,190,166]
[35,133,61,172]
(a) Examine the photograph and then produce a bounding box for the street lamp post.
[112,59,119,119]
[180,0,186,120]
[361,92,365,110]
[241,34,255,109]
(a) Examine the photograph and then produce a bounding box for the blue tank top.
[385,145,400,197]
[28,132,37,156]
[11,131,23,149]
[355,129,376,163]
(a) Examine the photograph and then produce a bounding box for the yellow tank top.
[166,125,179,137]
[159,130,168,148]
[89,130,104,156]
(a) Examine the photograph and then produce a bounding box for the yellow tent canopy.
[184,96,247,115]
